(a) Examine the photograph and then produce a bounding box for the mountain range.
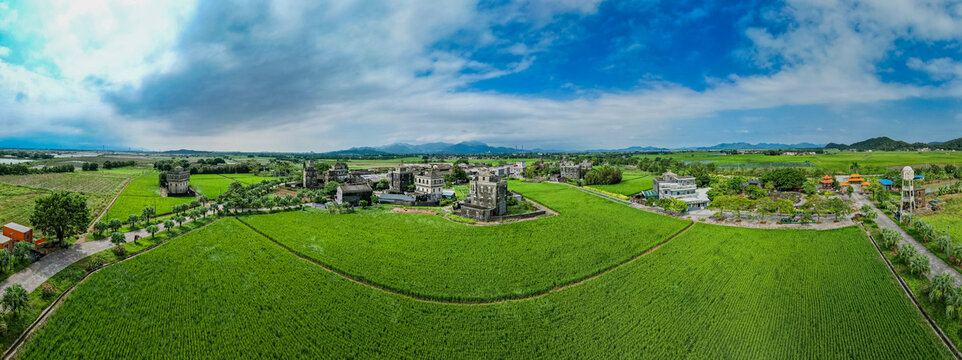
[322,141,826,155]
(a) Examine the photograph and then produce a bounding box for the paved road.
[0,203,302,296]
[0,222,177,295]
[853,193,962,286]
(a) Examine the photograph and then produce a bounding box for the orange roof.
[850,173,861,177]
[840,182,850,186]
[820,179,833,183]
[821,175,832,179]
[862,181,870,185]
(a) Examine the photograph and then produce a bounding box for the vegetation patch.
[13,220,951,358]
[242,181,690,301]
[108,172,194,221]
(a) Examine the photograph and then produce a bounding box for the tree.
[722,176,746,195]
[744,185,766,200]
[0,251,11,273]
[146,225,159,239]
[110,232,126,247]
[755,197,776,219]
[860,204,877,220]
[846,185,854,197]
[775,199,795,218]
[584,166,623,185]
[761,168,806,191]
[880,228,901,250]
[908,253,930,278]
[358,200,369,207]
[141,207,156,224]
[29,191,90,246]
[127,214,141,228]
[108,218,123,232]
[174,215,186,227]
[13,242,31,265]
[2,284,28,318]
[324,181,342,197]
[947,289,962,319]
[804,195,826,222]
[802,181,817,195]
[163,220,175,232]
[826,198,849,221]
[931,273,955,304]
[94,221,108,236]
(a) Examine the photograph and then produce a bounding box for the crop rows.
[242,181,692,301]
[15,219,951,358]
[0,172,128,194]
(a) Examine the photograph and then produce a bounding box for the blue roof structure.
[878,179,893,186]
[378,193,416,202]
[914,175,925,180]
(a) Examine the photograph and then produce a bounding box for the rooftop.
[4,223,30,233]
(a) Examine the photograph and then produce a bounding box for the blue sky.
[2,0,962,152]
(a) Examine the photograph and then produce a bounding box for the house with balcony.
[652,172,710,211]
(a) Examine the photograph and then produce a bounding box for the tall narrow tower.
[900,166,915,224]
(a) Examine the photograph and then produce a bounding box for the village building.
[457,172,508,221]
[559,159,592,180]
[166,166,191,195]
[388,166,416,194]
[302,160,319,189]
[336,184,373,206]
[415,171,445,196]
[0,223,33,252]
[326,163,350,183]
[878,178,894,191]
[652,172,710,210]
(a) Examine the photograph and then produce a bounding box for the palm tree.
[110,232,126,247]
[163,220,175,232]
[146,225,159,239]
[2,284,28,318]
[931,273,955,303]
[127,214,140,228]
[909,254,931,278]
[948,288,962,319]
[142,207,156,224]
[0,251,11,273]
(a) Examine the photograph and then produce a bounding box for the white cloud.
[4,0,962,151]
[0,46,10,57]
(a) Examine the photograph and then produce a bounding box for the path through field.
[854,193,962,286]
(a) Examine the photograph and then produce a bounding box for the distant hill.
[936,137,962,151]
[683,142,824,150]
[584,146,670,153]
[826,137,931,151]
[323,141,550,155]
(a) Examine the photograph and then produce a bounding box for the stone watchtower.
[463,172,507,219]
[303,160,319,189]
[388,166,415,194]
[166,166,191,195]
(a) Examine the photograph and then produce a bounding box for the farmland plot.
[15,219,951,359]
[108,172,193,221]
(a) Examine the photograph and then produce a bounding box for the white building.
[652,172,710,210]
[415,171,444,195]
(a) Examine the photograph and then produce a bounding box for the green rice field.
[242,181,691,301]
[107,172,193,221]
[590,172,653,195]
[15,217,951,359]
